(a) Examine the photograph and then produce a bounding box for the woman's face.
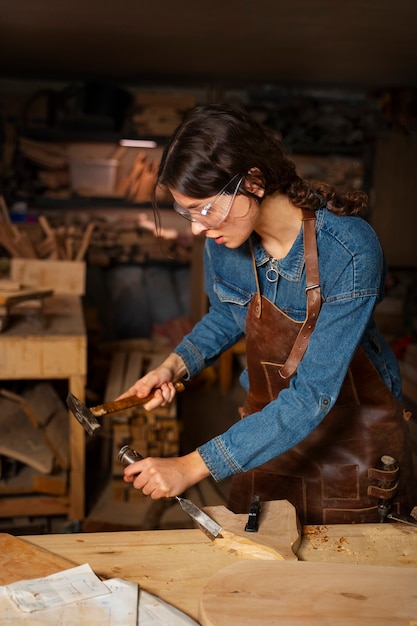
[170,185,262,249]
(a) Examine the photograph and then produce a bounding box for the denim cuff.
[197,436,243,482]
[174,340,206,379]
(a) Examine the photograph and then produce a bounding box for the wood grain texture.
[25,529,255,621]
[27,524,417,623]
[0,533,75,585]
[10,259,86,295]
[298,522,417,568]
[199,560,417,625]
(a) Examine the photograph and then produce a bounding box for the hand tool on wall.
[117,445,223,540]
[66,381,185,436]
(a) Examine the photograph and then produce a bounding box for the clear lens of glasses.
[173,175,243,228]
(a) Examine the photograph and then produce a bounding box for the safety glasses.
[173,174,243,228]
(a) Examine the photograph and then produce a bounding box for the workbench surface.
[26,523,417,622]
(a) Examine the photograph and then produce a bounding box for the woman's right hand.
[116,353,187,411]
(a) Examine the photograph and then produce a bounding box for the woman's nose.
[191,221,207,235]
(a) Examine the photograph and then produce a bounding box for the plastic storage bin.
[70,158,119,196]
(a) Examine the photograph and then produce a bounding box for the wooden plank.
[0,297,87,379]
[0,533,75,585]
[23,382,69,470]
[297,523,417,567]
[199,560,417,625]
[0,395,54,473]
[27,522,417,623]
[0,335,86,379]
[10,259,86,295]
[26,529,254,621]
[0,495,70,518]
[204,500,301,562]
[32,471,67,496]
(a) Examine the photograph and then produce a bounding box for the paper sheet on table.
[5,563,110,612]
[139,589,199,625]
[1,562,198,625]
[0,575,138,625]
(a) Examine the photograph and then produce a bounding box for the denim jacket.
[174,207,402,481]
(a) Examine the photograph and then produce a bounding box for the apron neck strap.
[280,208,322,378]
[249,208,322,376]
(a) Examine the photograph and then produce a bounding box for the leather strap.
[368,466,399,482]
[368,483,399,499]
[279,209,322,379]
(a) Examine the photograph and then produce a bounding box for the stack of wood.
[0,197,191,267]
[0,382,69,499]
[79,215,192,266]
[35,215,95,261]
[99,340,181,502]
[116,151,159,203]
[0,196,95,261]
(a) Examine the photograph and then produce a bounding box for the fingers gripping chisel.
[117,445,223,540]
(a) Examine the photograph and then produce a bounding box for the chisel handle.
[118,445,144,465]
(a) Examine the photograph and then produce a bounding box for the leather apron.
[228,209,416,524]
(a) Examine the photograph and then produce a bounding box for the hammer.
[66,381,185,436]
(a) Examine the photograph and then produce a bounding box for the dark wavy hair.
[156,104,367,216]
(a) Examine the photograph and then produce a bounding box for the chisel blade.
[175,496,223,539]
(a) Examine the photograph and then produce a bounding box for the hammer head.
[66,392,101,436]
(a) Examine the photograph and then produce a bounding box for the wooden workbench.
[0,293,87,519]
[26,522,417,622]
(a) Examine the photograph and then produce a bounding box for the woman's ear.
[244,167,265,198]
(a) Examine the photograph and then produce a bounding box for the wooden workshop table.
[26,523,417,622]
[0,294,87,520]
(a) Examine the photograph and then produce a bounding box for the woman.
[121,104,416,524]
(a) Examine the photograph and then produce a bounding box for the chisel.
[117,445,223,540]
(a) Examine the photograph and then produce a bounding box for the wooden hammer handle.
[90,381,185,416]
